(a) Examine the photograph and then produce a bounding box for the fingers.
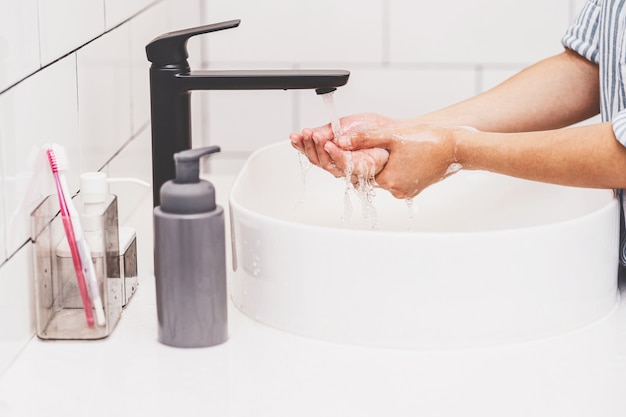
[290,128,321,164]
[289,132,304,152]
[323,140,345,166]
[290,123,333,147]
[290,127,345,177]
[325,141,390,182]
[373,168,423,200]
[320,140,349,178]
[310,132,335,171]
[336,130,391,151]
[290,117,394,181]
[368,148,390,174]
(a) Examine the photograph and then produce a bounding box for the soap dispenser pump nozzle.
[174,146,220,183]
[160,146,221,215]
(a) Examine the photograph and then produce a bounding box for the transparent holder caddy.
[31,194,123,339]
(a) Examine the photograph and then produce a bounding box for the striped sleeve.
[613,110,626,147]
[562,0,602,63]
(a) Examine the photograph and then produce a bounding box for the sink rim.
[229,141,618,237]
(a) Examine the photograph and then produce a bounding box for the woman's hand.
[291,113,462,198]
[335,122,462,199]
[289,113,393,181]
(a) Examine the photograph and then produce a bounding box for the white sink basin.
[229,141,620,348]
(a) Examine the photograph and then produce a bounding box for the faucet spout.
[146,20,350,206]
[179,69,349,91]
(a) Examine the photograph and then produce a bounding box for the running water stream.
[321,91,378,229]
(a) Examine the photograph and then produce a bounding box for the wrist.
[451,126,480,170]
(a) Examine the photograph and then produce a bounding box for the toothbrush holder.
[31,194,123,339]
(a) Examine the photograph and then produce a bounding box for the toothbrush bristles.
[46,149,58,173]
[50,144,68,171]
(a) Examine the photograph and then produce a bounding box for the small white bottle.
[80,172,144,308]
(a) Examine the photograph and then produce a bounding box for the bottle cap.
[80,172,108,204]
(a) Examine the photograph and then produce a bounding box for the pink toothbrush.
[46,148,95,328]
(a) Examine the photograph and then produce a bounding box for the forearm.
[455,122,626,189]
[417,49,600,133]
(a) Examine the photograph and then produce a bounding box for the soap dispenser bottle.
[153,146,227,348]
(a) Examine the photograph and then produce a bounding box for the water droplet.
[405,197,417,231]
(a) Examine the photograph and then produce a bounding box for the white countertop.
[1,174,626,417]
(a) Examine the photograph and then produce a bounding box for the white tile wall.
[104,0,154,30]
[389,0,570,65]
[0,0,586,377]
[0,246,34,376]
[0,0,40,92]
[0,55,80,257]
[104,128,153,227]
[0,130,5,261]
[77,23,133,171]
[38,0,106,66]
[206,89,293,152]
[204,0,384,64]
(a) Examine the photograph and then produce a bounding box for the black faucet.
[146,19,350,206]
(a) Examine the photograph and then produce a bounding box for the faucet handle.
[146,19,241,66]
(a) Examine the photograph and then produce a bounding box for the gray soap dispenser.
[153,146,227,348]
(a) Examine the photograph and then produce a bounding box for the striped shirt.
[562,0,626,265]
[562,0,626,144]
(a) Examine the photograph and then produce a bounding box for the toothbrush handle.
[60,213,95,327]
[77,237,106,326]
[55,176,95,327]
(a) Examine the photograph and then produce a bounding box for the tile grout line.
[382,0,391,66]
[0,124,7,264]
[0,0,164,97]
